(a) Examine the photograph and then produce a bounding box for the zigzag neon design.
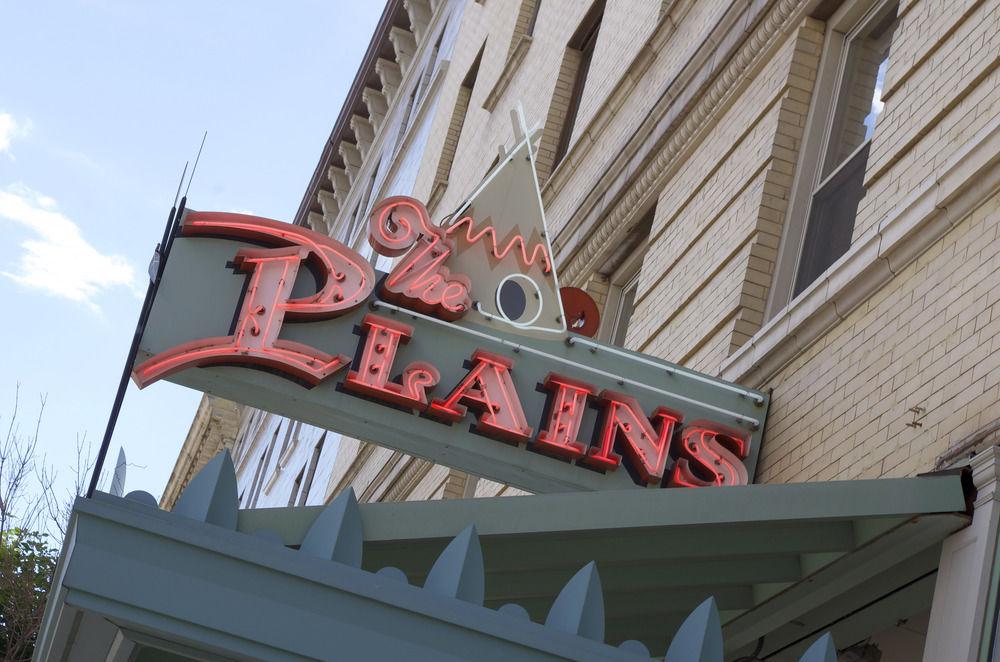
[444,216,552,274]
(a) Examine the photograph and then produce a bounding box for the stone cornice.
[719,113,1000,387]
[971,446,1000,507]
[556,0,807,286]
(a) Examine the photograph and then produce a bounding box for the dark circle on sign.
[498,279,528,320]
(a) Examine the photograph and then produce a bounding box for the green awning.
[37,472,969,660]
[245,472,971,657]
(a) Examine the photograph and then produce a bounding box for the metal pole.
[86,133,206,498]
[85,197,187,498]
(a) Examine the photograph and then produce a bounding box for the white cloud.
[0,183,139,311]
[0,112,32,159]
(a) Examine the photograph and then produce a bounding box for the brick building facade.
[161,0,1000,657]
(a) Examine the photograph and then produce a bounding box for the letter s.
[670,423,750,487]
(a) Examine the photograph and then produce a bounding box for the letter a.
[429,350,532,444]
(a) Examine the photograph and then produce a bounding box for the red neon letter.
[133,212,374,388]
[343,314,440,410]
[429,350,532,444]
[582,390,681,485]
[533,374,597,460]
[368,197,472,320]
[669,423,749,488]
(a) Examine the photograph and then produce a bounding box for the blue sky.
[0,1,384,505]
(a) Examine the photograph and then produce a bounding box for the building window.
[247,423,282,507]
[536,0,604,181]
[608,272,640,347]
[553,0,604,166]
[793,4,896,296]
[247,450,268,508]
[293,433,326,507]
[288,466,305,507]
[600,207,652,347]
[435,44,484,187]
[770,1,898,310]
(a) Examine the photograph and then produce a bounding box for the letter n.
[582,390,681,485]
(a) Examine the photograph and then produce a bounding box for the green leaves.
[0,528,57,662]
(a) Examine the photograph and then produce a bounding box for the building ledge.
[482,35,532,113]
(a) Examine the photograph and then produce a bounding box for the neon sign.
[134,211,755,489]
[134,113,766,492]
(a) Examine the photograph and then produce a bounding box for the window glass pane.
[795,143,869,296]
[863,57,888,141]
[822,11,897,178]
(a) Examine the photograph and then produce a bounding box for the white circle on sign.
[494,273,543,328]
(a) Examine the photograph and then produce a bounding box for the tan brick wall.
[759,188,1000,483]
[540,0,733,238]
[743,0,1000,486]
[536,47,582,183]
[627,19,824,372]
[507,0,540,61]
[434,83,472,186]
[855,0,1000,241]
[569,0,661,149]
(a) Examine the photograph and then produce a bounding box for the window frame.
[297,433,326,506]
[765,0,898,318]
[599,242,646,346]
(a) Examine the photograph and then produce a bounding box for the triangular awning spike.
[172,450,238,529]
[664,596,723,662]
[423,523,484,605]
[798,633,837,662]
[544,561,605,642]
[299,487,363,567]
[110,447,127,497]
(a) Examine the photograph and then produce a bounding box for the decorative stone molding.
[558,0,806,287]
[160,395,243,510]
[316,189,339,225]
[389,26,417,74]
[362,87,388,131]
[350,114,375,159]
[403,0,431,43]
[307,211,329,236]
[375,57,403,102]
[338,142,363,185]
[382,456,434,502]
[327,166,351,207]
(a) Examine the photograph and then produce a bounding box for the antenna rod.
[86,156,193,499]
[172,161,188,210]
[184,131,207,198]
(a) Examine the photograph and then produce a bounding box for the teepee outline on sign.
[440,105,568,337]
